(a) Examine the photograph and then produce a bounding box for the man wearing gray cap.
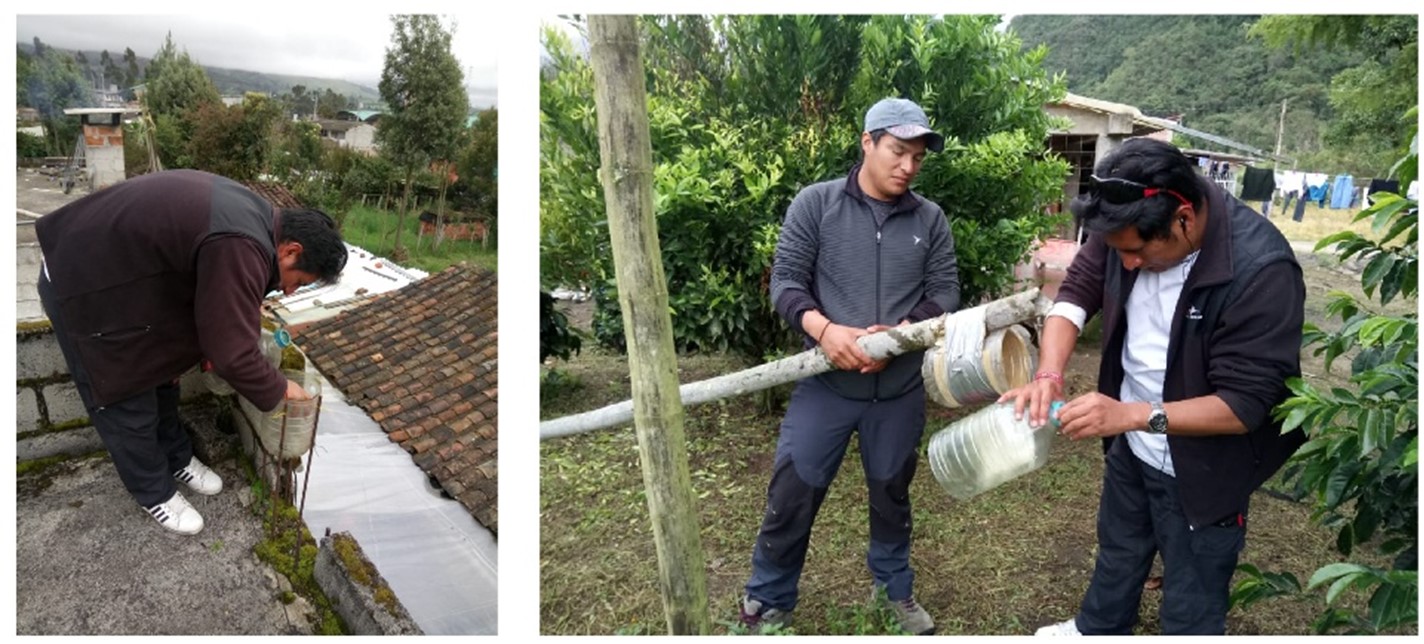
[739,97,960,635]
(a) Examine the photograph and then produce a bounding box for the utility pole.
[1273,98,1289,161]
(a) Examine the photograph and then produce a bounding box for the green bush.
[1232,108,1417,634]
[18,131,48,159]
[541,15,1069,357]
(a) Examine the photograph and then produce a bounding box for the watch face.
[1148,409,1168,434]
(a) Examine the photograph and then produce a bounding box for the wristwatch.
[1146,402,1169,435]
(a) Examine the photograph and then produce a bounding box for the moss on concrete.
[17,450,107,496]
[330,532,402,616]
[241,450,347,635]
[16,319,54,335]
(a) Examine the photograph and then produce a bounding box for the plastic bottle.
[260,327,293,368]
[201,360,235,396]
[927,401,1062,500]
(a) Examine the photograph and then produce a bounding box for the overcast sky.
[17,14,498,109]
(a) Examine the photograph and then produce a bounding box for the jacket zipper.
[874,224,883,401]
[91,324,152,338]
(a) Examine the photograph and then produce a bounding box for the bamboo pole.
[588,15,711,635]
[541,288,1052,440]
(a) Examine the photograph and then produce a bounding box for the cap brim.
[885,124,945,153]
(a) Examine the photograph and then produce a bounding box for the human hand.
[285,379,312,401]
[859,324,897,374]
[997,374,1064,428]
[1056,393,1142,440]
[820,323,871,371]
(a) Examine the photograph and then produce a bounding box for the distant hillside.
[1009,15,1362,159]
[18,42,381,105]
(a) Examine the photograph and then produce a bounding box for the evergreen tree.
[377,14,470,261]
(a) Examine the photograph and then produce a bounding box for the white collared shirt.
[1047,250,1200,475]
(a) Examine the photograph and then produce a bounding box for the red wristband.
[1034,371,1064,387]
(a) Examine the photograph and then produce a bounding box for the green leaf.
[1308,562,1372,590]
[1367,195,1409,233]
[1325,572,1364,605]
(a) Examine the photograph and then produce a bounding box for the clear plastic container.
[202,328,291,395]
[201,360,235,396]
[927,401,1061,500]
[243,365,321,460]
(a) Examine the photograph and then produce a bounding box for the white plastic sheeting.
[295,376,497,634]
[272,243,429,328]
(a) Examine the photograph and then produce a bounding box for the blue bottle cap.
[1049,400,1065,428]
[274,328,292,349]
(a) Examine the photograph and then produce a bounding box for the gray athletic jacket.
[771,164,960,401]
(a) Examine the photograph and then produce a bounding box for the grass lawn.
[338,204,496,274]
[1262,199,1373,245]
[538,222,1415,634]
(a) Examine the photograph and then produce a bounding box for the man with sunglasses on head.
[36,169,347,536]
[1000,138,1306,635]
[738,98,959,635]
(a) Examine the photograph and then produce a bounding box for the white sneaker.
[145,491,204,535]
[173,456,223,496]
[1035,618,1082,636]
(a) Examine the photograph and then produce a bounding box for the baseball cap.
[864,97,945,153]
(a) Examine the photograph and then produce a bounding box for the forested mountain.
[17,42,381,106]
[1010,15,1416,175]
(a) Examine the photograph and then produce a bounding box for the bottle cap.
[1049,400,1065,428]
[274,328,292,349]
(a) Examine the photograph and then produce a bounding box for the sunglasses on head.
[1089,175,1192,208]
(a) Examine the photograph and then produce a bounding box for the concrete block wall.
[16,325,217,461]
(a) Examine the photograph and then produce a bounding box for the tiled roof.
[297,265,498,534]
[244,182,305,210]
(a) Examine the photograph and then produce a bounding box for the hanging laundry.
[1308,183,1329,206]
[1330,174,1355,209]
[1293,191,1309,221]
[1367,178,1401,198]
[1240,167,1276,201]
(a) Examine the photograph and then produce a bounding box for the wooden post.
[588,15,711,635]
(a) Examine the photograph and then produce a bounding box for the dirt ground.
[540,247,1412,635]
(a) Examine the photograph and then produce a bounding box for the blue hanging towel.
[1330,174,1355,209]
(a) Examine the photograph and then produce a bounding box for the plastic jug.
[927,401,1061,500]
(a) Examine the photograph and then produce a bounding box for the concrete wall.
[314,532,422,635]
[344,124,377,153]
[16,325,213,461]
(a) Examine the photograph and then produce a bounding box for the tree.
[123,47,140,89]
[143,32,220,120]
[458,107,498,223]
[187,92,282,181]
[100,49,123,90]
[377,14,470,261]
[542,15,1067,356]
[142,32,221,170]
[18,38,92,154]
[1250,15,1417,176]
[317,87,349,119]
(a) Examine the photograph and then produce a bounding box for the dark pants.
[1293,193,1309,222]
[38,267,190,508]
[1074,437,1247,635]
[744,377,926,610]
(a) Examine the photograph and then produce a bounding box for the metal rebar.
[295,395,322,572]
